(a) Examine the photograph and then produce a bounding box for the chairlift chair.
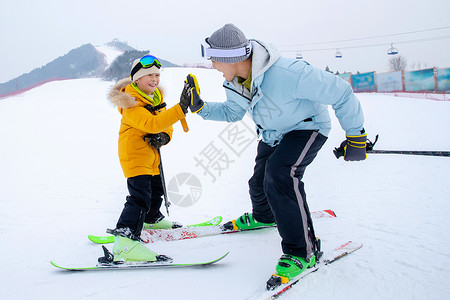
[335,48,343,58]
[296,51,303,60]
[387,43,398,55]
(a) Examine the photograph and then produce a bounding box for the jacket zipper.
[223,84,252,102]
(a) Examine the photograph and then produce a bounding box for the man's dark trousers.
[248,130,327,258]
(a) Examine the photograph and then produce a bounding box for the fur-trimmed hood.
[108,78,166,109]
[108,78,136,109]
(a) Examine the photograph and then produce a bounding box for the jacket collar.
[108,77,162,109]
[129,83,162,107]
[250,39,280,80]
[227,39,280,93]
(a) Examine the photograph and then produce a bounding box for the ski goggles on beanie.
[201,42,252,59]
[130,55,162,79]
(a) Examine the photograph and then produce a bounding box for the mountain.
[105,39,136,52]
[0,40,179,98]
[0,44,107,97]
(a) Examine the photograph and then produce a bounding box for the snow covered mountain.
[0,68,449,299]
[95,44,125,67]
[0,40,177,98]
[0,43,107,98]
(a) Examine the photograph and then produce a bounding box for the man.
[181,23,366,282]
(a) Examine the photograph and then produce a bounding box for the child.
[107,55,190,262]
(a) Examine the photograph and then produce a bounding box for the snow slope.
[0,68,450,300]
[95,45,124,66]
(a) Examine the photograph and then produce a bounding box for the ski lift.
[296,51,303,60]
[387,43,398,55]
[335,48,343,58]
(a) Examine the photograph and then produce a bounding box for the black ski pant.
[248,130,327,258]
[116,175,165,235]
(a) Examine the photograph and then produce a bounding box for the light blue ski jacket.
[198,40,364,146]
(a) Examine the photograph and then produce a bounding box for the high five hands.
[179,74,204,114]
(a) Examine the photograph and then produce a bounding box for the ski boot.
[266,253,317,290]
[143,217,182,230]
[100,227,171,264]
[222,212,275,231]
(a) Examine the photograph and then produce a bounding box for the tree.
[388,55,407,72]
[103,50,149,81]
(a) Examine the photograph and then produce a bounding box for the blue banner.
[404,68,435,92]
[437,68,450,92]
[377,71,403,92]
[352,72,376,92]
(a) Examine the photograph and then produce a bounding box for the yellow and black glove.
[185,74,204,113]
[334,132,367,161]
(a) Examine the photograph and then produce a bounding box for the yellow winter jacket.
[108,78,186,178]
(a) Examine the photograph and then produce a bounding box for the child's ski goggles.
[130,55,162,78]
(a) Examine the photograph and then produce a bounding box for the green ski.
[51,251,229,271]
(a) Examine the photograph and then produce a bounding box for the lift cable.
[279,26,450,48]
[280,35,450,53]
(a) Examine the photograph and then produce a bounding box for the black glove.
[179,82,190,114]
[337,133,367,161]
[145,132,170,149]
[185,73,204,113]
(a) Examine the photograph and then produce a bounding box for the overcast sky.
[1,0,449,83]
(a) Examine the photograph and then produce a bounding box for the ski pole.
[368,150,450,157]
[157,148,171,216]
[334,134,450,158]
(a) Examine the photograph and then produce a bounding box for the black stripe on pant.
[248,130,327,258]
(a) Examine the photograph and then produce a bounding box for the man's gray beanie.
[205,23,252,63]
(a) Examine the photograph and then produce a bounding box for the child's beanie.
[131,59,160,82]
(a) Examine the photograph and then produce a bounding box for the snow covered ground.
[1,68,450,300]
